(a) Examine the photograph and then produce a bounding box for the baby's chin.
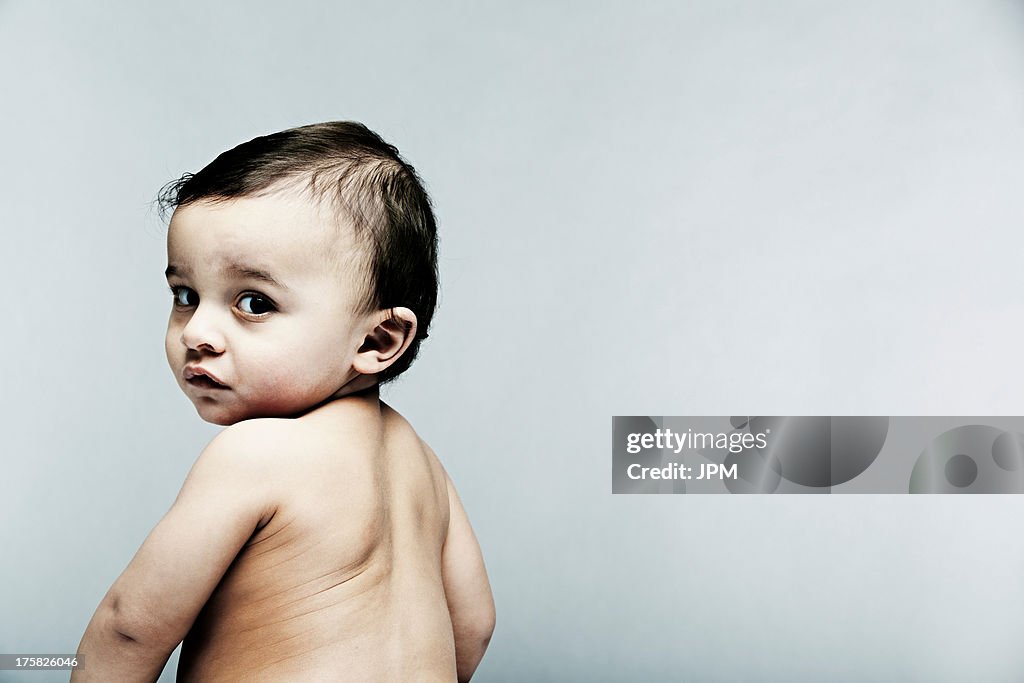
[191,401,246,426]
[191,396,320,425]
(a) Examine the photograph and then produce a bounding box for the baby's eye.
[237,293,276,316]
[170,286,197,307]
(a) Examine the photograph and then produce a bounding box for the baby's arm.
[441,469,496,683]
[72,421,280,682]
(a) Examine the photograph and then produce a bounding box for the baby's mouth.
[186,375,229,390]
[183,365,229,389]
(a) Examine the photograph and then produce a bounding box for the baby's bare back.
[176,399,456,682]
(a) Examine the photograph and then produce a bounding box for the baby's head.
[158,121,438,425]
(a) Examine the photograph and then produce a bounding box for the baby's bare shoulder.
[194,420,305,510]
[214,417,304,447]
[221,407,392,489]
[199,418,336,492]
[219,411,363,455]
[210,415,375,517]
[207,418,313,466]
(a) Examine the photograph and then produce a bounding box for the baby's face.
[165,192,372,425]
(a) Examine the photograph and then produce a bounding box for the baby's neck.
[297,382,380,419]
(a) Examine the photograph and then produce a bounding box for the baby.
[73,122,495,682]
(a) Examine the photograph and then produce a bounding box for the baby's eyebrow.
[222,262,290,291]
[165,262,290,291]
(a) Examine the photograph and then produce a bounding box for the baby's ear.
[352,307,418,375]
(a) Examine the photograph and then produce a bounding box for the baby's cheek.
[252,363,319,408]
[164,329,178,364]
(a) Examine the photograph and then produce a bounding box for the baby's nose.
[180,306,227,353]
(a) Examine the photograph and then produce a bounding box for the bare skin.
[178,397,455,681]
[74,391,494,682]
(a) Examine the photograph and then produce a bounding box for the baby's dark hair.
[156,121,439,386]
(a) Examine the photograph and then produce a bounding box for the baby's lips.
[183,365,228,386]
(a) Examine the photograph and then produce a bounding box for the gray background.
[2,1,1024,680]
